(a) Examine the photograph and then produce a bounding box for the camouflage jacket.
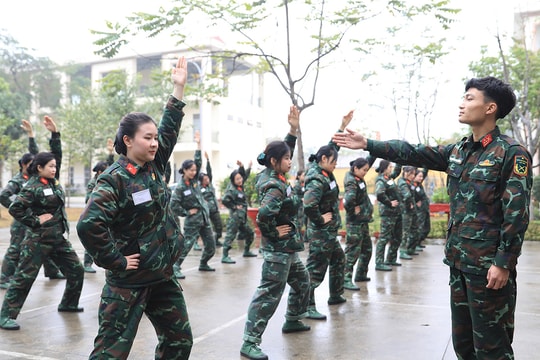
[222,181,248,220]
[304,163,342,233]
[367,126,532,275]
[414,182,429,213]
[375,174,400,217]
[397,177,415,214]
[343,171,373,224]
[170,176,210,224]
[85,154,114,203]
[0,172,30,209]
[195,150,219,213]
[77,96,185,288]
[9,175,68,242]
[293,181,305,200]
[256,133,303,252]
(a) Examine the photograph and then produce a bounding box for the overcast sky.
[1,0,538,146]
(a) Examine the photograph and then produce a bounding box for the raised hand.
[43,115,58,133]
[21,119,34,137]
[340,110,354,131]
[288,105,300,134]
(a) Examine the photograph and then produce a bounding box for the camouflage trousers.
[243,251,310,344]
[416,209,431,243]
[90,279,192,360]
[222,215,254,251]
[306,227,345,304]
[450,267,516,360]
[375,214,402,265]
[177,218,216,267]
[344,222,372,279]
[209,210,223,241]
[401,211,418,254]
[0,235,84,319]
[0,221,62,283]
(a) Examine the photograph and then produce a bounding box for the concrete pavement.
[0,222,539,359]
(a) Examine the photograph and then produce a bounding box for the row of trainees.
[0,59,520,360]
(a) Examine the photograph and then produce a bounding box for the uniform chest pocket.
[467,166,500,205]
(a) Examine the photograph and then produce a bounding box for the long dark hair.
[349,157,369,172]
[28,152,55,176]
[257,141,291,169]
[308,145,338,164]
[114,112,157,155]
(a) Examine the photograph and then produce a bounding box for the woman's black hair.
[18,153,35,171]
[349,157,369,172]
[403,166,416,175]
[257,141,291,169]
[198,172,208,182]
[114,112,157,155]
[28,152,56,176]
[308,145,338,164]
[179,159,196,174]
[295,170,304,180]
[92,161,109,173]
[376,159,390,174]
[229,169,241,184]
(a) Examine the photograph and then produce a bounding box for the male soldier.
[0,119,64,288]
[333,76,532,359]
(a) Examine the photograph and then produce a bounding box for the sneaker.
[282,320,311,333]
[174,268,186,279]
[0,317,20,330]
[344,280,360,291]
[221,256,236,264]
[198,264,216,272]
[240,341,268,360]
[399,252,413,260]
[354,276,371,282]
[375,264,392,271]
[306,306,327,320]
[84,265,96,273]
[415,246,424,252]
[47,272,66,279]
[328,295,347,305]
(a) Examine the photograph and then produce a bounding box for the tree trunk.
[296,124,305,171]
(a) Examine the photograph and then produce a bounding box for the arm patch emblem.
[513,155,528,176]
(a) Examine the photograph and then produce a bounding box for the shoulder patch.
[513,155,528,176]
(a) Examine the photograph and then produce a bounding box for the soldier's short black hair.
[93,161,108,173]
[465,77,516,120]
[308,145,338,164]
[114,112,157,155]
[257,141,291,168]
[376,160,390,174]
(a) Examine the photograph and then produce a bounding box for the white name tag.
[387,180,394,185]
[359,183,366,190]
[132,189,152,205]
[238,193,244,198]
[329,180,337,190]
[43,188,53,196]
[286,186,292,197]
[183,189,192,196]
[201,188,207,193]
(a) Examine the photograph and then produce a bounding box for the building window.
[193,114,201,137]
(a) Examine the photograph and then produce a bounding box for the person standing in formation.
[221,160,256,264]
[414,169,430,249]
[342,156,376,291]
[333,76,532,359]
[397,166,418,260]
[303,110,353,320]
[240,106,311,360]
[0,116,85,331]
[77,56,193,359]
[170,132,217,279]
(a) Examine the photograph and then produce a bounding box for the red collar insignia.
[278,174,286,183]
[126,163,137,175]
[39,177,49,185]
[237,186,242,191]
[23,174,29,180]
[322,170,329,177]
[481,133,493,148]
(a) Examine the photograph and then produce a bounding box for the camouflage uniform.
[83,153,114,269]
[304,152,345,306]
[170,174,216,270]
[1,132,85,321]
[374,167,402,266]
[243,133,310,345]
[397,176,417,256]
[414,173,431,246]
[293,180,307,242]
[0,137,63,286]
[77,96,192,360]
[367,126,532,359]
[195,150,223,243]
[221,166,255,257]
[343,169,374,282]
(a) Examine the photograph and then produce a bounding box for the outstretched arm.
[332,128,368,150]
